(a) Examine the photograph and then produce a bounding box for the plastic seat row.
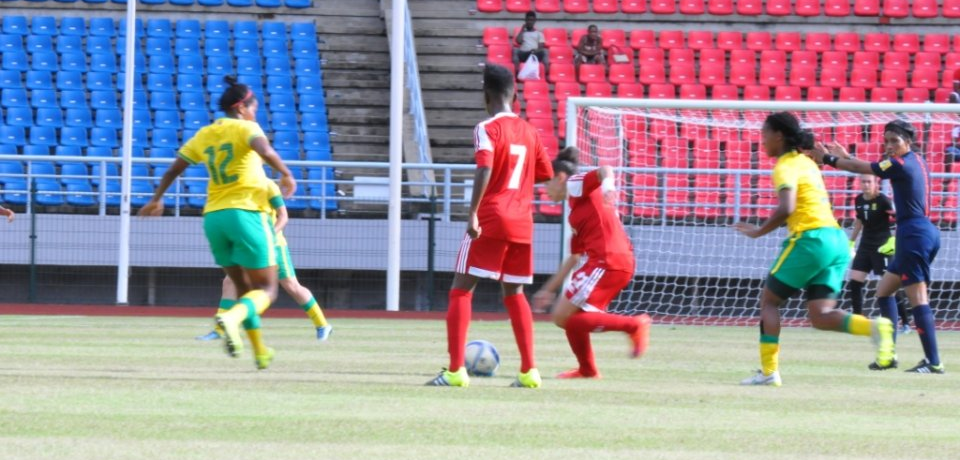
[476,0,960,17]
[0,0,311,8]
[2,17,316,41]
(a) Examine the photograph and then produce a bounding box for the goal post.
[564,97,960,328]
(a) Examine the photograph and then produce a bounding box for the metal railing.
[403,3,432,165]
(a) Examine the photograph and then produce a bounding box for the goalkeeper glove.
[878,236,896,256]
[848,240,856,258]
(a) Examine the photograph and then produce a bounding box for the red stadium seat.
[659,30,685,50]
[790,50,817,67]
[505,0,532,12]
[945,0,960,17]
[700,48,726,66]
[880,69,908,89]
[882,0,909,17]
[729,63,756,87]
[650,0,677,14]
[712,84,739,100]
[549,46,574,65]
[708,0,734,14]
[911,67,940,90]
[621,0,648,13]
[775,32,801,52]
[850,68,878,88]
[629,30,656,49]
[923,34,951,54]
[631,174,658,218]
[745,32,772,51]
[902,87,931,102]
[852,51,880,69]
[585,81,613,97]
[647,83,676,99]
[716,31,743,50]
[670,64,697,85]
[486,45,512,63]
[819,65,847,88]
[934,88,952,102]
[482,28,510,46]
[548,63,577,83]
[563,0,590,12]
[525,99,552,119]
[882,51,910,70]
[608,63,636,84]
[955,35,960,51]
[617,82,644,98]
[759,64,786,87]
[870,87,898,102]
[854,0,880,15]
[638,48,665,66]
[694,176,727,219]
[669,48,696,67]
[593,0,619,13]
[863,33,890,52]
[680,0,707,14]
[476,0,503,13]
[518,62,545,81]
[824,0,852,15]
[522,80,551,100]
[822,51,849,70]
[571,29,588,46]
[743,85,770,100]
[680,83,707,99]
[538,191,562,216]
[789,64,817,88]
[810,86,839,101]
[687,31,714,50]
[601,30,627,50]
[795,0,821,16]
[912,0,939,17]
[834,33,861,52]
[699,62,726,86]
[774,85,802,101]
[736,0,763,15]
[765,0,791,15]
[946,53,960,71]
[639,64,667,84]
[892,33,920,53]
[914,52,940,69]
[535,0,561,12]
[542,28,568,47]
[528,117,555,136]
[578,64,605,83]
[760,50,787,67]
[730,49,756,67]
[805,32,832,52]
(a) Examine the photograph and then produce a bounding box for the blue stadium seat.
[181,128,197,141]
[205,20,230,39]
[183,110,209,130]
[36,108,62,128]
[285,188,309,211]
[103,182,121,207]
[6,106,32,127]
[169,0,194,5]
[90,91,118,110]
[257,0,282,7]
[276,149,299,161]
[237,57,262,76]
[30,89,57,108]
[264,58,291,76]
[178,55,203,75]
[183,166,208,180]
[60,127,88,147]
[90,127,118,148]
[2,179,28,206]
[294,58,321,76]
[129,163,150,180]
[0,34,23,52]
[149,55,175,74]
[227,0,254,6]
[35,181,64,207]
[150,91,177,110]
[30,126,57,146]
[92,163,119,188]
[299,94,325,112]
[86,72,112,91]
[2,51,29,70]
[233,38,259,58]
[64,108,92,127]
[272,112,298,132]
[146,19,172,38]
[175,20,201,39]
[117,73,145,93]
[0,70,22,89]
[266,75,293,94]
[286,0,313,8]
[145,37,172,55]
[56,71,84,90]
[2,17,28,36]
[301,112,328,132]
[86,36,112,55]
[142,0,167,4]
[57,35,81,54]
[263,39,288,58]
[296,75,323,93]
[304,149,331,161]
[133,108,151,129]
[118,18,145,37]
[184,182,205,208]
[61,163,90,186]
[29,161,57,182]
[239,78,264,97]
[303,131,330,151]
[31,17,57,36]
[91,53,117,72]
[152,128,179,148]
[25,70,53,90]
[60,52,86,72]
[147,73,174,93]
[66,182,96,207]
[204,38,228,56]
[132,127,149,146]
[0,126,25,145]
[1,88,27,107]
[174,38,200,55]
[207,56,232,75]
[89,18,116,37]
[198,0,224,5]
[54,146,81,164]
[262,22,286,40]
[149,148,175,159]
[26,35,53,54]
[292,39,318,59]
[60,18,86,36]
[84,0,108,4]
[95,108,123,129]
[177,75,204,93]
[290,23,316,40]
[233,21,258,39]
[154,110,181,130]
[86,147,113,159]
[273,131,299,151]
[206,73,228,95]
[23,144,50,157]
[30,52,57,72]
[131,182,154,208]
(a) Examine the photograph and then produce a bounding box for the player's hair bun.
[552,146,580,176]
[798,130,815,151]
[223,75,239,86]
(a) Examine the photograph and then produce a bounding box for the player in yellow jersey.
[139,76,297,370]
[733,112,894,386]
[197,179,333,342]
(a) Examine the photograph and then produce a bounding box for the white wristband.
[600,177,616,193]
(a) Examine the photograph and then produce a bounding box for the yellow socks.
[301,297,328,327]
[843,313,872,337]
[244,289,271,316]
[246,328,268,357]
[760,335,780,376]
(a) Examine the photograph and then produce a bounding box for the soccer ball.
[464,340,500,377]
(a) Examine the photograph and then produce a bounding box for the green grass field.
[1,315,958,460]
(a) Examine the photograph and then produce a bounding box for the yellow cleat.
[214,315,243,358]
[510,368,542,388]
[426,367,470,387]
[255,347,275,370]
[872,317,896,368]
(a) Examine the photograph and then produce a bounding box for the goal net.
[566,98,960,329]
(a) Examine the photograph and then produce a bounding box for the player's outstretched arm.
[139,158,189,217]
[809,142,873,175]
[251,137,297,199]
[533,253,581,312]
[0,205,13,223]
[734,187,793,239]
[466,166,492,239]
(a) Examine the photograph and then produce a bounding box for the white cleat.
[740,370,782,387]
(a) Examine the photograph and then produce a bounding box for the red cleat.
[556,368,602,379]
[630,313,652,358]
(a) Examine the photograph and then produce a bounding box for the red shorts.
[454,234,533,284]
[564,260,633,311]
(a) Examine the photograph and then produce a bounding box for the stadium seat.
[482,28,509,47]
[774,85,802,101]
[729,49,756,66]
[647,83,676,99]
[892,33,919,53]
[0,70,22,89]
[775,32,801,51]
[0,126,24,146]
[36,108,62,128]
[476,0,502,11]
[262,22,286,40]
[621,0,647,12]
[299,94,326,112]
[729,63,756,87]
[759,65,786,87]
[805,33,832,52]
[742,32,771,51]
[178,75,204,93]
[765,0,791,15]
[608,63,636,84]
[601,29,627,49]
[650,0,677,14]
[852,51,879,70]
[911,67,940,90]
[686,31,713,51]
[296,75,323,93]
[95,109,123,129]
[5,107,31,127]
[707,0,734,14]
[882,0,909,17]
[743,85,769,100]
[870,87,898,102]
[638,48,665,67]
[2,51,28,71]
[88,18,116,37]
[837,86,865,102]
[639,63,666,84]
[564,0,589,12]
[90,128,118,148]
[25,70,53,90]
[617,82,644,98]
[698,62,725,86]
[670,64,696,85]
[205,39,229,58]
[0,35,22,53]
[700,48,726,66]
[822,0,851,14]
[91,53,117,73]
[60,53,86,72]
[26,35,53,54]
[1,88,26,108]
[59,127,88,147]
[548,63,576,83]
[504,0,531,12]
[879,69,907,89]
[585,82,613,97]
[863,33,890,52]
[294,58,321,76]
[922,34,950,54]
[237,57,262,75]
[151,129,179,149]
[715,31,742,51]
[669,48,695,67]
[301,113,329,132]
[659,30,685,50]
[946,0,960,17]
[34,181,63,207]
[819,66,847,89]
[149,55,175,74]
[794,0,820,15]
[911,0,939,17]
[854,0,880,15]
[821,51,848,70]
[2,17,28,36]
[578,64,605,83]
[65,108,92,127]
[629,30,655,50]
[207,56,233,75]
[736,0,762,15]
[902,87,931,102]
[679,83,706,99]
[291,23,316,40]
[270,94,296,113]
[913,52,940,69]
[61,163,90,186]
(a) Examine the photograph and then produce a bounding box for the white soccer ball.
[464,340,500,377]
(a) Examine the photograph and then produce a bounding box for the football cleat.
[316,325,333,342]
[897,323,912,335]
[905,359,945,374]
[630,313,652,358]
[215,315,243,358]
[871,317,896,369]
[868,357,898,370]
[195,330,221,341]
[556,368,602,379]
[425,367,470,387]
[255,347,275,370]
[740,370,782,387]
[509,368,542,388]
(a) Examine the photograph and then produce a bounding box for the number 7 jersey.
[473,112,554,244]
[178,117,270,214]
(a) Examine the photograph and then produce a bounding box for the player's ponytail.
[764,112,812,153]
[553,146,579,176]
[218,75,255,113]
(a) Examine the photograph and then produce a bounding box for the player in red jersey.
[427,64,554,388]
[533,147,651,379]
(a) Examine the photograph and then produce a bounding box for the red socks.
[564,311,639,376]
[446,288,472,372]
[504,293,536,373]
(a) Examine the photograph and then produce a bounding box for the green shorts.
[203,209,277,269]
[276,243,296,280]
[766,227,849,301]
